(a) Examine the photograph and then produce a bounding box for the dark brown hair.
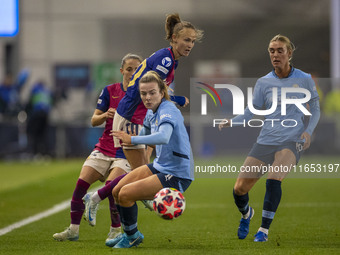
[165,13,203,42]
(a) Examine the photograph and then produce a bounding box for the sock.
[116,204,122,215]
[105,180,121,228]
[97,174,127,200]
[69,224,79,233]
[258,227,268,235]
[70,178,90,225]
[91,191,101,204]
[261,179,282,230]
[119,203,138,236]
[233,189,250,218]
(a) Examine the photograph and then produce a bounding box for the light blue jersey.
[251,67,319,145]
[143,100,194,180]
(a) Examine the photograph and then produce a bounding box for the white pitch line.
[0,186,102,237]
[0,199,70,236]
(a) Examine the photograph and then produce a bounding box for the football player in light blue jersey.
[219,35,320,242]
[109,71,194,248]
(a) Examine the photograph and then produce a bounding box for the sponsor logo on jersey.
[162,57,172,67]
[160,113,172,119]
[156,65,169,75]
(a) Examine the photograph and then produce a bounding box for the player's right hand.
[106,108,116,119]
[218,119,231,131]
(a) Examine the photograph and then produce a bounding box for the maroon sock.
[105,180,121,228]
[70,178,90,225]
[97,174,126,200]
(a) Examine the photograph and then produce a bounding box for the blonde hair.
[165,13,203,43]
[121,53,143,68]
[268,34,296,61]
[139,71,170,100]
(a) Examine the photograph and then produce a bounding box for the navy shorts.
[147,163,192,193]
[248,142,303,165]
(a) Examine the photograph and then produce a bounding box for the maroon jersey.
[95,83,126,158]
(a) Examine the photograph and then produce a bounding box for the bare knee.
[113,186,120,203]
[117,186,132,207]
[234,178,257,195]
[234,182,248,195]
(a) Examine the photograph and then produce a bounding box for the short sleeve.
[96,86,110,112]
[150,52,174,80]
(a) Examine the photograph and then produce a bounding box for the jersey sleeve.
[142,110,152,129]
[149,51,174,80]
[158,104,178,128]
[252,79,264,109]
[306,76,319,100]
[305,98,320,135]
[96,86,110,112]
[131,123,173,145]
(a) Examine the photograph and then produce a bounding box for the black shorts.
[248,142,303,165]
[147,163,192,193]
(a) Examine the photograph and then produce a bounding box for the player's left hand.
[182,96,189,107]
[111,130,132,145]
[300,132,311,150]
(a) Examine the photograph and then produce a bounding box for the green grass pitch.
[0,156,339,255]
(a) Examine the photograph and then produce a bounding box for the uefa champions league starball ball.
[153,187,186,220]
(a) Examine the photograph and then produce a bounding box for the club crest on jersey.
[162,57,172,67]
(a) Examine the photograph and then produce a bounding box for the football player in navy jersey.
[219,35,320,242]
[106,71,194,248]
[112,13,203,172]
[53,53,143,243]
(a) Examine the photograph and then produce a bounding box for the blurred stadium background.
[0,0,339,159]
[0,1,339,254]
[0,0,340,158]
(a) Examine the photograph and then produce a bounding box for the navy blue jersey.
[116,47,178,125]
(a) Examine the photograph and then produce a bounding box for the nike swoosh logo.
[112,96,119,99]
[129,236,141,246]
[88,208,93,221]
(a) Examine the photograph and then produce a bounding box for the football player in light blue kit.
[219,35,320,242]
[109,71,194,248]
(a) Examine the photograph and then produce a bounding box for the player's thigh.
[123,148,147,170]
[118,175,163,206]
[106,158,131,181]
[79,165,103,185]
[106,167,127,181]
[234,156,264,195]
[113,165,153,200]
[268,149,296,181]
